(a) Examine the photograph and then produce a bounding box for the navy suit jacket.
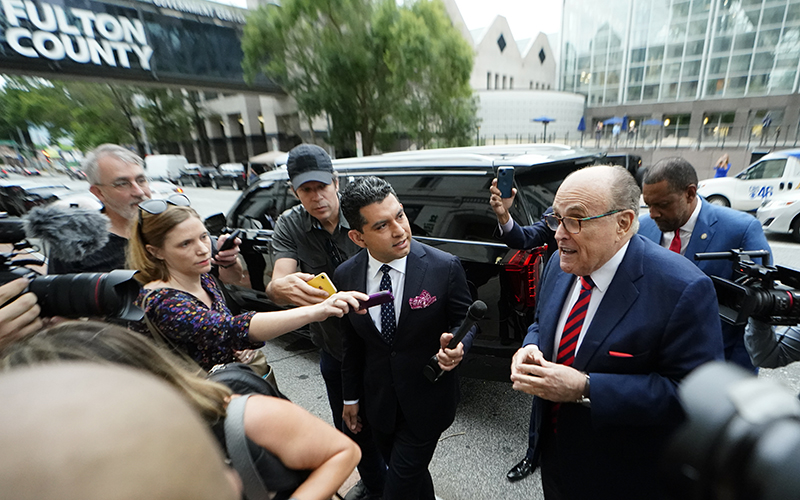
[639,198,772,366]
[525,234,723,499]
[336,241,473,440]
[497,207,556,256]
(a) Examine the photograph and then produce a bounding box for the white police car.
[757,189,800,242]
[697,149,800,212]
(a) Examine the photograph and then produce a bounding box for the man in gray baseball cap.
[268,144,386,500]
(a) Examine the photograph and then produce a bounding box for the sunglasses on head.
[138,194,191,227]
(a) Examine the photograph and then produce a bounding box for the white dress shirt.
[659,199,702,255]
[551,241,630,360]
[366,252,407,334]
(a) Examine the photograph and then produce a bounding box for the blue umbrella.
[603,116,624,125]
[531,117,556,140]
[642,118,663,126]
[577,117,586,132]
[621,115,629,131]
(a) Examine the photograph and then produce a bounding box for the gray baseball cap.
[287,144,334,186]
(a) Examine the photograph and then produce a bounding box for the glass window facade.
[562,0,800,103]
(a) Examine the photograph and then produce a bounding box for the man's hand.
[436,332,464,371]
[510,345,586,402]
[343,403,362,434]
[268,272,331,306]
[0,278,42,352]
[489,178,517,226]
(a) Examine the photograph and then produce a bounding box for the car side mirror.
[205,213,227,234]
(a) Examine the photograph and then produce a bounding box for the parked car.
[756,189,800,242]
[0,181,74,216]
[213,145,636,357]
[698,149,800,211]
[178,163,217,187]
[211,163,247,190]
[144,154,187,183]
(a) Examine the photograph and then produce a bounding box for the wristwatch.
[576,372,591,407]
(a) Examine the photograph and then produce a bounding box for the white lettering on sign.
[0,0,154,70]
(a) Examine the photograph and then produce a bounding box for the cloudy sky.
[453,0,562,40]
[214,0,562,41]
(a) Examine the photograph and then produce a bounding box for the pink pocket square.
[409,290,437,310]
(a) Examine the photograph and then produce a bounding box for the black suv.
[178,164,217,187]
[215,145,638,357]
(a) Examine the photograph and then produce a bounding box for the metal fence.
[476,124,800,151]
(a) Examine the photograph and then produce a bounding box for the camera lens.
[28,270,143,321]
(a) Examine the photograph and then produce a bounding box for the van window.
[739,159,786,180]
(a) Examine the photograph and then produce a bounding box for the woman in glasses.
[1,321,362,500]
[128,194,368,371]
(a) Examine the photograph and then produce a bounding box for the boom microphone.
[423,300,487,383]
[24,205,110,262]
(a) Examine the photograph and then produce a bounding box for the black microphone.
[423,300,487,383]
[24,205,110,262]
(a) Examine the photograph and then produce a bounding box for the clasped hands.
[510,344,586,402]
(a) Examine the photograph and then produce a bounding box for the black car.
[178,164,218,187]
[210,163,247,190]
[215,145,639,357]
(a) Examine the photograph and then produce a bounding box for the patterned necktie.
[669,231,682,254]
[379,264,396,344]
[552,276,595,427]
[556,276,595,367]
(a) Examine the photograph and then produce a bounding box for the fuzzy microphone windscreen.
[24,205,110,262]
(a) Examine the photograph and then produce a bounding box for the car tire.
[706,195,730,207]
[178,178,185,187]
[211,178,219,189]
[792,217,800,243]
[191,178,199,188]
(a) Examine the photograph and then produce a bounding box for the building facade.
[562,0,800,146]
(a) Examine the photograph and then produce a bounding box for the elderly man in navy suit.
[640,157,772,371]
[335,176,474,500]
[511,165,723,500]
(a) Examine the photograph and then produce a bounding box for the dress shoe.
[506,457,537,482]
[343,480,381,500]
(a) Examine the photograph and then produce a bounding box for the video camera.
[0,216,143,321]
[695,249,800,326]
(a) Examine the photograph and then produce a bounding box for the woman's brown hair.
[0,321,232,422]
[127,205,201,284]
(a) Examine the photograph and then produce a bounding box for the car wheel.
[191,178,199,188]
[706,195,730,207]
[178,178,185,187]
[792,217,800,243]
[211,178,219,189]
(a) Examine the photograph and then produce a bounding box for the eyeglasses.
[99,176,149,190]
[138,194,191,226]
[544,209,623,234]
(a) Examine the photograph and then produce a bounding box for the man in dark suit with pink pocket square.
[511,165,724,500]
[335,176,474,500]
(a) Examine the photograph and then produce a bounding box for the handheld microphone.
[423,300,487,383]
[24,205,110,262]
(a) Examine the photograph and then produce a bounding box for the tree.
[242,0,476,155]
[138,88,194,154]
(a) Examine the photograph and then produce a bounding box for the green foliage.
[138,88,194,152]
[242,0,476,155]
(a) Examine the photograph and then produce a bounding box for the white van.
[697,149,800,212]
[144,155,188,182]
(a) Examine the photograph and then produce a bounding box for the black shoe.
[344,480,381,500]
[506,457,537,482]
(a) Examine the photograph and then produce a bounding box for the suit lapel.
[684,202,716,259]
[573,236,644,370]
[396,241,427,334]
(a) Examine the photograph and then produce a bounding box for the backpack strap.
[225,395,274,500]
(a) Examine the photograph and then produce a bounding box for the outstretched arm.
[242,395,361,500]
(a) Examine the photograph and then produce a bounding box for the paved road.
[16,172,800,499]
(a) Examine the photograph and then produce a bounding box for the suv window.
[514,162,584,220]
[374,172,500,241]
[231,181,292,229]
